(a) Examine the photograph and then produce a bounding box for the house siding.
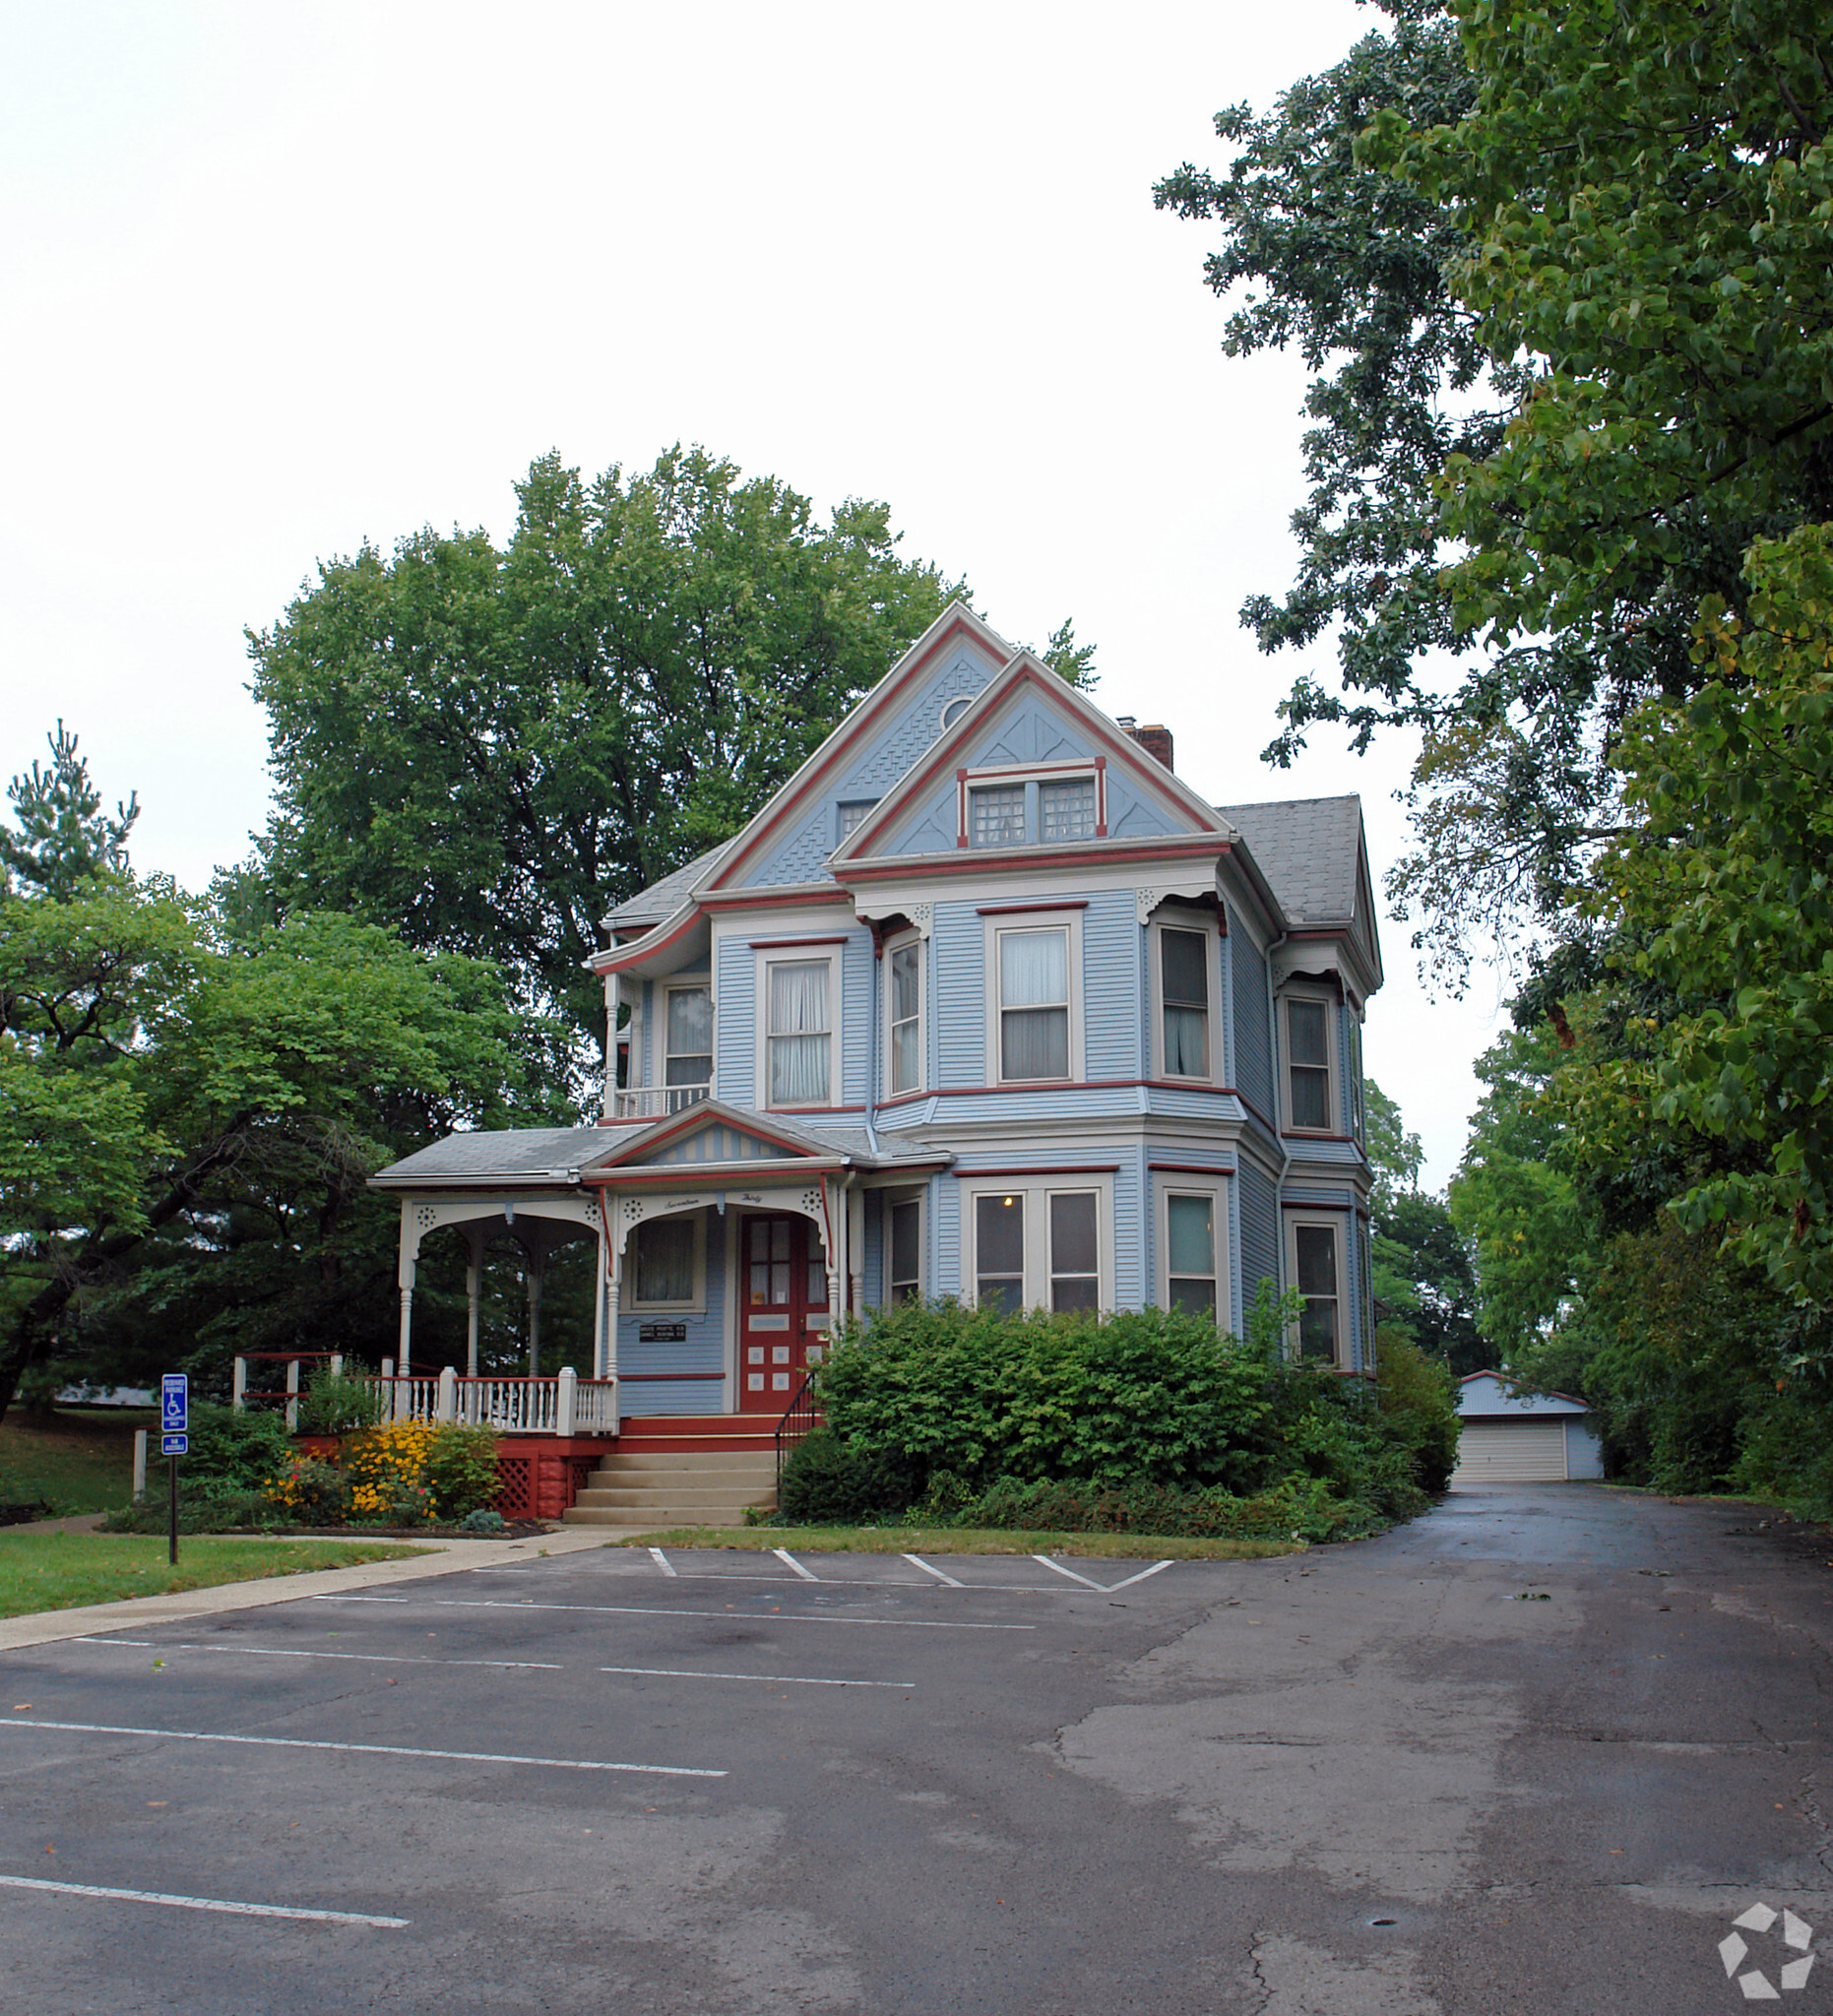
[1231,912,1274,1123]
[1238,1161,1280,1303]
[615,1210,727,1417]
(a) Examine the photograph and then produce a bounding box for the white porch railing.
[360,1367,618,1436]
[608,1083,710,1121]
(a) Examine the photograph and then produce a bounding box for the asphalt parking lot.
[5,1492,1833,2014]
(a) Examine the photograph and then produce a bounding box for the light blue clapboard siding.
[715,935,755,1105]
[1083,888,1139,1081]
[650,1124,783,1166]
[1283,1184,1357,1209]
[932,900,986,1090]
[640,979,654,1088]
[742,644,1002,886]
[1219,936,1237,1089]
[931,1087,1146,1126]
[1238,1162,1280,1303]
[1230,913,1274,1123]
[1112,1145,1146,1309]
[1144,1086,1245,1124]
[614,1212,727,1415]
[840,929,875,1107]
[931,1171,961,1300]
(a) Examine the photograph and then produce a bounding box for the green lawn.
[0,1407,150,1515]
[0,1533,427,1619]
[604,1525,1302,1560]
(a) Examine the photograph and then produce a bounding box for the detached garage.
[1451,1371,1605,1485]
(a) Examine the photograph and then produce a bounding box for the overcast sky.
[0,0,1509,1186]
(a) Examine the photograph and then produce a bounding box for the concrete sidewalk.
[0,1525,614,1653]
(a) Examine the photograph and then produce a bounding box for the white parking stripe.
[1033,1555,1106,1591]
[73,1638,563,1670]
[600,1665,912,1687]
[649,1547,678,1577]
[0,1717,724,1777]
[1102,1560,1174,1592]
[902,1553,965,1588]
[0,1871,408,1927]
[314,1597,1035,1631]
[773,1548,819,1581]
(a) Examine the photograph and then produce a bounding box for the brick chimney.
[1131,723,1174,772]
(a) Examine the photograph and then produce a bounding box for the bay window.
[663,983,713,1109]
[1287,1214,1345,1364]
[887,936,922,1096]
[766,957,832,1106]
[963,1177,1110,1311]
[1283,993,1335,1132]
[996,926,1070,1081]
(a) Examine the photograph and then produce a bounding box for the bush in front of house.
[421,1424,504,1520]
[784,1290,1455,1539]
[179,1403,297,1499]
[295,1363,385,1436]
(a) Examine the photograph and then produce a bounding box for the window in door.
[1285,995,1334,1131]
[996,927,1069,1080]
[888,937,921,1095]
[975,1193,1025,1313]
[766,958,831,1106]
[1160,927,1211,1079]
[663,984,713,1109]
[1048,1191,1099,1310]
[1166,1193,1219,1316]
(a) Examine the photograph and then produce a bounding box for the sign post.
[160,1374,188,1566]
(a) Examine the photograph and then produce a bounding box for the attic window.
[969,785,1027,849]
[838,799,876,842]
[940,696,972,730]
[1040,777,1096,842]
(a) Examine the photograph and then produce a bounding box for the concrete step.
[573,1485,772,1510]
[584,1473,775,1495]
[561,1504,762,1528]
[597,1450,778,1475]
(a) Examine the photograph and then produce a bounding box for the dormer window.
[1040,777,1096,842]
[970,785,1027,848]
[959,763,1106,848]
[838,799,876,842]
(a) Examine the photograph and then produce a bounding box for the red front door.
[738,1213,829,1411]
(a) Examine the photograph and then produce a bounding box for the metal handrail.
[774,1371,821,1492]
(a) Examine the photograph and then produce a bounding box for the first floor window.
[1167,1193,1218,1315]
[1292,1220,1342,1362]
[976,1193,1025,1313]
[633,1216,696,1305]
[768,959,831,1105]
[889,1197,921,1304]
[1286,996,1332,1131]
[997,926,1069,1080]
[1049,1191,1099,1310]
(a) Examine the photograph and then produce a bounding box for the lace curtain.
[769,961,830,1104]
[999,929,1068,1079]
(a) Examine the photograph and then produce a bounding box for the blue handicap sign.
[160,1373,188,1434]
[161,1433,188,1457]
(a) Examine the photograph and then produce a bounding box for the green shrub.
[458,1506,507,1534]
[779,1428,917,1523]
[1374,1332,1461,1497]
[950,1473,1360,1543]
[103,1488,284,1535]
[423,1424,502,1519]
[296,1365,384,1436]
[178,1404,296,1498]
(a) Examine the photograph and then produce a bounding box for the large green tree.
[239,446,985,1095]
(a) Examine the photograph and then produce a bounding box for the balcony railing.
[365,1368,619,1436]
[609,1083,711,1121]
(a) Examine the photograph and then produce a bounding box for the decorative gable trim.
[591,1098,829,1169]
[705,602,1014,892]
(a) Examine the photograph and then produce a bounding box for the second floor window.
[1286,996,1333,1130]
[1160,928,1210,1078]
[664,985,713,1103]
[767,960,830,1105]
[997,926,1069,1080]
[1040,777,1096,841]
[888,939,921,1095]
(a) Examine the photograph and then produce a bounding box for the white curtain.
[769,961,830,1104]
[665,986,713,1085]
[1000,929,1068,1079]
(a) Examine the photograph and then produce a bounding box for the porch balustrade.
[608,1083,710,1120]
[364,1367,619,1435]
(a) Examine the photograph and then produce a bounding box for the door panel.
[737,1213,829,1412]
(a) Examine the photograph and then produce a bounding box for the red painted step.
[614,1413,786,1456]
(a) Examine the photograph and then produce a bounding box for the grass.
[0,1407,150,1516]
[0,1533,428,1619]
[602,1525,1303,1560]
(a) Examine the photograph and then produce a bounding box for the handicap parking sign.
[161,1433,188,1457]
[160,1373,188,1435]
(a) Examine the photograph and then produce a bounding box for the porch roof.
[368,1125,625,1189]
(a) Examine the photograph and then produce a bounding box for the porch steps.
[561,1416,781,1529]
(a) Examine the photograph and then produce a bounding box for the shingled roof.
[1220,795,1364,926]
[600,841,733,934]
[370,1127,622,1185]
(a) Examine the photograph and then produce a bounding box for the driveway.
[1,1486,1827,2012]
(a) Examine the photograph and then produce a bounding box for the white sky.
[0,0,1509,1188]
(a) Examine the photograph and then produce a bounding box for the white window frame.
[1281,986,1339,1135]
[955,759,1105,849]
[837,799,876,844]
[958,1175,1113,1313]
[755,946,843,1110]
[883,930,924,1100]
[621,1209,709,1314]
[1284,1211,1348,1367]
[1150,912,1222,1085]
[983,909,1084,1085]
[660,978,714,1105]
[884,1188,924,1306]
[1348,1015,1366,1147]
[1154,1174,1230,1326]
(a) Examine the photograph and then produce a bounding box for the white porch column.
[848,1181,866,1320]
[231,1357,247,1413]
[593,1206,611,1381]
[829,1179,846,1330]
[396,1203,425,1383]
[284,1357,301,1431]
[556,1363,577,1436]
[436,1365,458,1422]
[465,1227,485,1379]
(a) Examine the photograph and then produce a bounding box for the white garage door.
[1451,1419,1569,1483]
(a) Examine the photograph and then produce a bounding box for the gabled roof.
[1457,1369,1589,1415]
[369,1126,625,1187]
[1220,796,1364,925]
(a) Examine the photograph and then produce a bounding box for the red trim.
[843,834,1229,885]
[1150,1162,1237,1175]
[700,887,853,914]
[714,610,1007,885]
[599,1099,833,1166]
[749,934,852,950]
[1280,1200,1351,1212]
[1095,755,1107,838]
[977,900,1089,916]
[593,907,703,975]
[586,1161,843,1190]
[956,1165,1120,1177]
[877,1076,1243,1105]
[1283,1131,1359,1145]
